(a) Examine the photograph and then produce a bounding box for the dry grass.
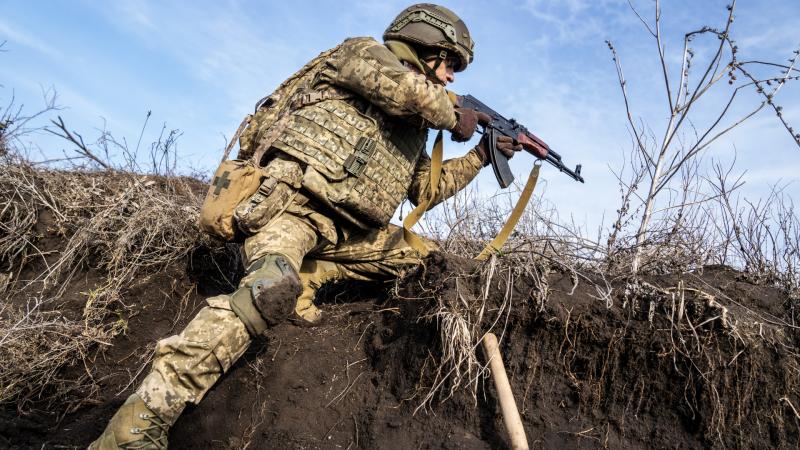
[0,147,214,412]
[405,140,798,447]
[401,234,798,446]
[0,14,797,443]
[0,297,114,412]
[406,183,588,412]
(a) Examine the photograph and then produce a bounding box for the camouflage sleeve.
[324,37,457,130]
[407,147,484,208]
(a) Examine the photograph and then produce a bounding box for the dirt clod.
[1,164,798,449]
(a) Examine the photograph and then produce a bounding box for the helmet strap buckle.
[421,49,448,86]
[430,50,448,73]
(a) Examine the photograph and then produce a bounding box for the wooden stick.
[482,332,529,450]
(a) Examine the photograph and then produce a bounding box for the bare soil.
[1,175,798,449]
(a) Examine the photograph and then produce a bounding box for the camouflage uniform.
[134,37,485,425]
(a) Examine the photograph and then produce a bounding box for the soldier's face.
[424,57,457,86]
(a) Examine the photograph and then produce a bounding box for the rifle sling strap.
[474,164,540,261]
[403,131,444,253]
[402,131,541,261]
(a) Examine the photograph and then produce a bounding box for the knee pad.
[230,254,302,336]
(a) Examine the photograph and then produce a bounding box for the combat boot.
[88,394,169,450]
[291,259,342,327]
[292,288,324,326]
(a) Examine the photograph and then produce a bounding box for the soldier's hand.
[475,134,523,166]
[451,107,491,142]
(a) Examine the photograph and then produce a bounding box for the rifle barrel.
[460,94,585,183]
[544,153,583,183]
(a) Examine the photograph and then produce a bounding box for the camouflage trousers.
[136,204,435,424]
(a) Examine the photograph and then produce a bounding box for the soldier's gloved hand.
[451,107,491,142]
[475,134,523,166]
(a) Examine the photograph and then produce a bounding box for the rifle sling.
[474,164,540,261]
[403,131,444,253]
[403,132,541,261]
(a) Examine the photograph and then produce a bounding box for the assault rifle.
[456,94,585,188]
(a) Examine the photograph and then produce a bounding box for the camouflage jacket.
[244,37,484,229]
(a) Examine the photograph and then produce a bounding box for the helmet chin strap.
[422,50,448,86]
[384,39,447,86]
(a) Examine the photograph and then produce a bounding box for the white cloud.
[0,20,61,59]
[521,0,630,43]
[85,1,313,114]
[4,0,797,231]
[120,1,155,29]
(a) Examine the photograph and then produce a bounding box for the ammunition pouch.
[233,159,303,234]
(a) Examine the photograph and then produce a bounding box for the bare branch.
[134,110,152,157]
[654,0,675,113]
[626,0,656,37]
[605,40,654,169]
[46,116,113,170]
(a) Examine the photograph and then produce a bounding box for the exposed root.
[396,251,799,448]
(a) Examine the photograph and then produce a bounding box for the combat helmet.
[383,3,474,73]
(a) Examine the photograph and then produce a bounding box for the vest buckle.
[344,136,377,177]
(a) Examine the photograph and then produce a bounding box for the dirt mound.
[3,247,799,449]
[1,163,798,449]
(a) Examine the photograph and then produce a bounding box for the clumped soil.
[3,248,798,449]
[1,170,798,449]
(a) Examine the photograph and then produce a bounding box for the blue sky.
[2,0,798,232]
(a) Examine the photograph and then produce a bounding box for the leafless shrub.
[710,169,800,301]
[408,184,609,410]
[0,86,59,161]
[46,113,183,176]
[0,140,214,412]
[606,0,800,273]
[0,296,120,414]
[606,155,733,274]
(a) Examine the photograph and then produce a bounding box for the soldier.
[89,3,523,449]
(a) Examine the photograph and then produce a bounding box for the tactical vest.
[239,41,428,228]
